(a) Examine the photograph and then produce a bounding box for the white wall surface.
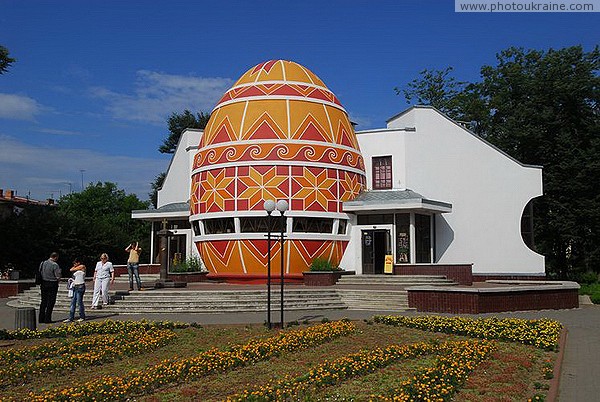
[157,129,203,208]
[357,107,545,275]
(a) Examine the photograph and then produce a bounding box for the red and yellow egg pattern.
[191,60,366,277]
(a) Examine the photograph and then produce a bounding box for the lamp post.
[263,200,276,329]
[276,199,288,328]
[156,218,173,286]
[79,170,86,191]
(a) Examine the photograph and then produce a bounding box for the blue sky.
[0,0,598,202]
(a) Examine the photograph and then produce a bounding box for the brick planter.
[166,272,209,282]
[302,271,343,286]
[407,281,580,314]
[113,264,160,277]
[0,279,36,298]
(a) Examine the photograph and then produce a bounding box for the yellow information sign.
[384,254,393,274]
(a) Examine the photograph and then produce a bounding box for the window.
[415,214,431,263]
[203,218,235,234]
[292,217,333,233]
[168,220,190,229]
[338,219,348,235]
[521,201,535,249]
[357,214,394,225]
[192,220,201,236]
[395,214,410,263]
[372,156,392,189]
[240,217,277,233]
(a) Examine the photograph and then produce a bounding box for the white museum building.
[132,105,545,278]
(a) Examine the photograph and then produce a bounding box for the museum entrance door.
[361,229,391,274]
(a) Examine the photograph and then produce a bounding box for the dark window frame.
[292,217,334,234]
[338,219,348,235]
[372,156,392,190]
[203,218,235,234]
[240,216,278,233]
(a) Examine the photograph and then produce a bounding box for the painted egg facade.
[190,60,366,278]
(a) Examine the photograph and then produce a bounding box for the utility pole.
[80,170,86,191]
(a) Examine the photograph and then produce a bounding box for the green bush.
[170,256,204,273]
[579,283,600,304]
[578,271,599,285]
[309,257,340,272]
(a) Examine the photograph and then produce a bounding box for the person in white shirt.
[64,258,87,322]
[91,253,114,309]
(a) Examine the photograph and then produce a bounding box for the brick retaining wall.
[0,280,36,298]
[113,264,160,276]
[393,264,473,285]
[407,281,580,314]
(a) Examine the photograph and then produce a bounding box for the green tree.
[398,67,468,119]
[0,45,16,74]
[150,110,210,207]
[159,109,210,154]
[56,182,151,269]
[0,204,61,277]
[399,45,600,279]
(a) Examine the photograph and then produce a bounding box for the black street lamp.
[275,200,289,328]
[263,199,276,329]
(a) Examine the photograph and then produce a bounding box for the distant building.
[0,188,55,220]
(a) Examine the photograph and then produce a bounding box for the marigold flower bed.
[25,320,356,401]
[0,319,191,340]
[228,339,496,401]
[0,328,176,385]
[0,316,559,401]
[373,315,562,350]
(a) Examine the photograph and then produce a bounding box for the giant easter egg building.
[190,60,366,280]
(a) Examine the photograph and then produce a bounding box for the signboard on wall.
[384,254,394,274]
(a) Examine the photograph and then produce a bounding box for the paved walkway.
[1,296,598,401]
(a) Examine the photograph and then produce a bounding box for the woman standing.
[91,253,114,309]
[64,258,86,322]
[125,241,144,291]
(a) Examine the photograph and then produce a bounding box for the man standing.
[38,252,61,323]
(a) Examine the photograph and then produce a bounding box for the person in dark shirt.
[38,252,61,323]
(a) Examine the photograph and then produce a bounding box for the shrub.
[170,256,205,273]
[309,257,340,272]
[578,271,598,285]
[579,283,600,304]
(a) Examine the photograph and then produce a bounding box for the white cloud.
[0,93,43,120]
[0,135,168,201]
[90,70,233,124]
[36,128,86,137]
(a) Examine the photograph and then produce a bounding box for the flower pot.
[302,271,343,286]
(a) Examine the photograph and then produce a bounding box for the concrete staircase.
[7,275,456,314]
[334,274,456,311]
[7,287,347,313]
[336,274,456,288]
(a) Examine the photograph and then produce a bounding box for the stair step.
[11,277,430,313]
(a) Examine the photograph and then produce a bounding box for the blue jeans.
[69,284,86,320]
[127,263,142,290]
